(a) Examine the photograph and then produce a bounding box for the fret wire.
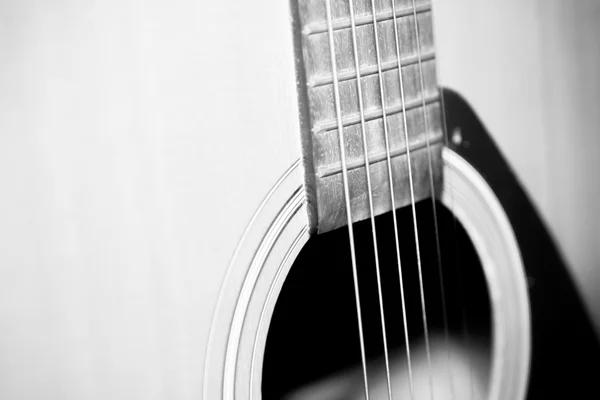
[391,0,434,397]
[308,50,435,88]
[317,135,444,179]
[324,1,370,399]
[304,3,431,35]
[313,93,440,134]
[368,0,415,396]
[349,0,393,399]
[411,1,452,397]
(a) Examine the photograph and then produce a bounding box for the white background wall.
[0,1,599,399]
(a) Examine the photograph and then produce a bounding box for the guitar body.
[1,1,599,400]
[441,89,600,398]
[204,87,600,399]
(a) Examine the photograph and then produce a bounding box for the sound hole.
[262,201,491,398]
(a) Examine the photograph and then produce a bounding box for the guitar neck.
[294,0,444,234]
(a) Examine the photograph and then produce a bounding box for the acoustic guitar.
[203,0,600,399]
[2,1,598,400]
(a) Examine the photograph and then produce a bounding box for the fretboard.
[293,0,443,234]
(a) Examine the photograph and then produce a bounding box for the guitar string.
[368,0,415,396]
[434,13,472,399]
[440,92,473,399]
[390,0,435,397]
[348,1,393,399]
[442,102,475,399]
[324,1,370,398]
[410,0,452,393]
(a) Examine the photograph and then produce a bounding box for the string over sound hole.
[262,201,492,399]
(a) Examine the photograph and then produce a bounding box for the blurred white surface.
[0,0,301,398]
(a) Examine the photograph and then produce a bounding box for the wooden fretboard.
[293,0,443,234]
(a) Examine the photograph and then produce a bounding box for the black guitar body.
[262,90,600,399]
[443,88,600,398]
